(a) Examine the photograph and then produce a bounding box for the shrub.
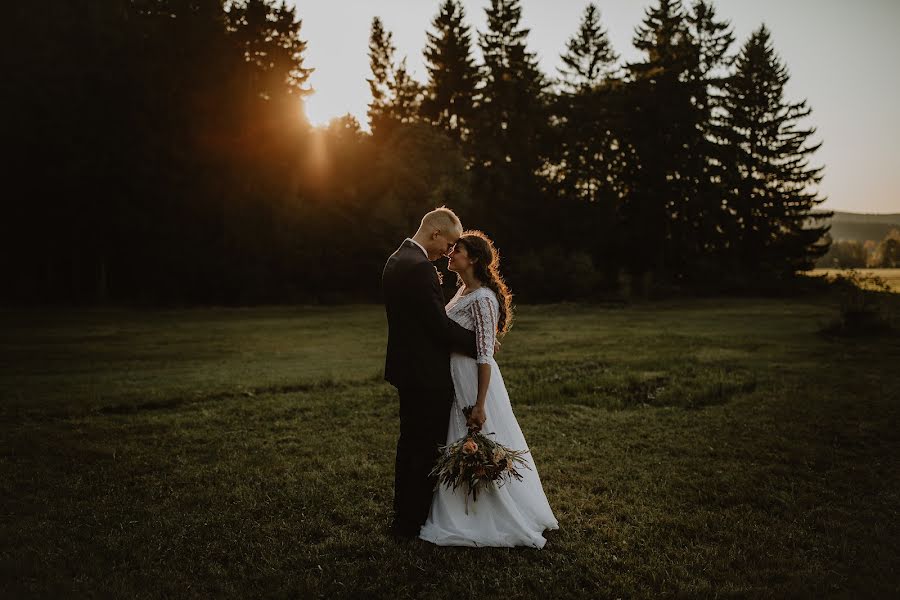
[822,270,894,336]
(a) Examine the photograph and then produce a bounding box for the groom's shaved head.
[412,207,464,260]
[421,207,463,239]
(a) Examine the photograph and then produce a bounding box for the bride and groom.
[382,207,558,548]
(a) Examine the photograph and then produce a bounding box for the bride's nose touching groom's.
[381,207,557,548]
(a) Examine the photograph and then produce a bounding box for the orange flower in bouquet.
[429,406,530,512]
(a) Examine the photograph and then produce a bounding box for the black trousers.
[392,386,454,535]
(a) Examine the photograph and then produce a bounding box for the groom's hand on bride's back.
[494,339,501,355]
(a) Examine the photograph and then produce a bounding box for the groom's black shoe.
[390,522,420,541]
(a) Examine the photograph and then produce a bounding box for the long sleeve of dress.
[471,292,499,364]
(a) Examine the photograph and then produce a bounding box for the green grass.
[1,298,899,598]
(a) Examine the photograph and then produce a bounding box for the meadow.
[809,268,900,292]
[1,296,898,598]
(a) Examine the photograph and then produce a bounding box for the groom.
[382,207,477,539]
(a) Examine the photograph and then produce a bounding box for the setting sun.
[302,90,334,127]
[302,88,364,128]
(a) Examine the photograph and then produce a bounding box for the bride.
[419,230,559,548]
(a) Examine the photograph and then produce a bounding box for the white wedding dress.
[419,286,559,548]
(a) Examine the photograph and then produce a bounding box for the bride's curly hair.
[455,230,514,338]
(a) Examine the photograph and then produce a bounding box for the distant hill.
[816,211,900,242]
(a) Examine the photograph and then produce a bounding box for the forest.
[4,0,830,304]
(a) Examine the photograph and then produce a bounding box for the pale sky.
[293,0,900,214]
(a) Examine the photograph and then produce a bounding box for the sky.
[292,0,900,214]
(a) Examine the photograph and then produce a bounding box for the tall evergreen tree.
[622,0,696,281]
[367,17,397,137]
[367,17,422,137]
[471,0,548,248]
[687,0,734,80]
[557,3,619,94]
[717,25,830,276]
[677,0,735,274]
[421,0,478,142]
[392,58,425,124]
[227,0,313,99]
[545,3,626,285]
[552,3,621,206]
[222,0,313,296]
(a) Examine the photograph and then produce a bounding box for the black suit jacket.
[382,240,477,390]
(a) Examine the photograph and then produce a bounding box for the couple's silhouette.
[382,207,557,547]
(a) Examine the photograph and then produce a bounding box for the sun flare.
[303,90,356,128]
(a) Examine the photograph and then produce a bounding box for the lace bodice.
[446,286,499,364]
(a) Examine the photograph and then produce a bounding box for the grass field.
[2,297,899,598]
[808,268,900,292]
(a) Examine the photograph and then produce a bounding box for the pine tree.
[367,17,397,137]
[367,17,423,137]
[552,3,622,207]
[557,3,619,94]
[546,2,626,283]
[687,0,733,80]
[679,0,735,274]
[393,58,425,124]
[631,0,692,74]
[621,0,735,281]
[227,0,313,100]
[623,0,696,279]
[717,25,830,277]
[422,0,478,141]
[471,0,548,247]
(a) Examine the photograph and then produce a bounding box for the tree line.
[818,229,900,269]
[3,0,830,305]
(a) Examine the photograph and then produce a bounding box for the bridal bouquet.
[429,406,531,512]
